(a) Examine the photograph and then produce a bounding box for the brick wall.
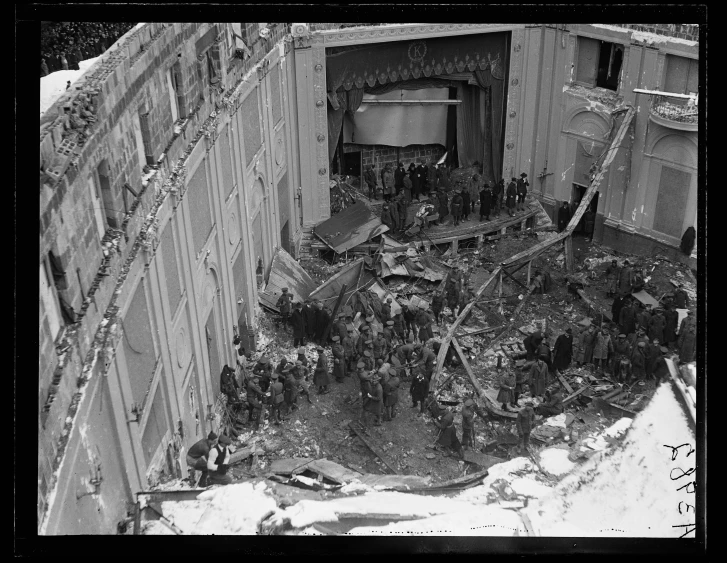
[346,143,446,182]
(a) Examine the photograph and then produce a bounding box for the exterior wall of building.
[38,22,300,534]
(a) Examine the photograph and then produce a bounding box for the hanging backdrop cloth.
[325,32,507,93]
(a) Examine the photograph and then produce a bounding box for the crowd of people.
[365,160,532,235]
[41,22,136,76]
[186,230,697,485]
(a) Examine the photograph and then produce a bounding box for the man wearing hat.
[373,331,389,362]
[436,187,449,225]
[275,357,292,378]
[396,193,408,230]
[461,181,472,222]
[253,356,273,386]
[516,173,529,212]
[648,308,666,344]
[652,346,671,383]
[394,161,406,196]
[355,325,370,358]
[450,189,463,226]
[343,329,356,374]
[283,365,300,413]
[479,181,493,222]
[363,373,384,426]
[358,368,373,419]
[523,329,544,362]
[207,434,233,485]
[314,302,330,345]
[303,299,317,343]
[313,346,331,394]
[604,260,619,297]
[382,368,400,421]
[381,203,395,231]
[536,389,564,417]
[334,313,348,343]
[497,368,516,411]
[403,305,417,341]
[645,338,664,380]
[611,294,627,327]
[557,200,571,232]
[636,304,652,335]
[619,298,638,336]
[673,284,689,309]
[293,360,313,404]
[361,349,374,371]
[402,166,413,202]
[276,288,293,328]
[391,311,406,344]
[528,356,549,399]
[364,164,378,200]
[631,341,648,381]
[410,362,429,413]
[445,274,461,317]
[663,302,678,348]
[434,408,464,458]
[382,320,396,347]
[516,400,536,453]
[617,260,634,297]
[186,431,219,486]
[552,328,574,371]
[381,297,393,321]
[246,373,265,428]
[592,327,613,373]
[505,177,518,217]
[331,335,346,383]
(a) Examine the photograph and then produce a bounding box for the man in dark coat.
[516,173,529,212]
[612,333,631,373]
[553,328,574,371]
[631,341,648,380]
[497,369,516,411]
[276,287,293,328]
[617,260,633,296]
[283,367,300,413]
[557,201,571,232]
[619,299,637,336]
[437,164,450,190]
[364,373,384,426]
[331,335,345,383]
[677,313,696,363]
[529,357,549,399]
[427,160,438,191]
[435,408,464,458]
[450,190,463,226]
[396,195,408,229]
[418,161,429,195]
[313,346,330,394]
[315,303,331,344]
[437,189,449,224]
[394,162,406,196]
[291,302,306,347]
[431,290,445,326]
[680,226,696,256]
[382,368,400,421]
[412,162,424,200]
[364,164,378,199]
[461,188,471,221]
[246,374,265,428]
[673,285,689,309]
[381,204,395,231]
[479,184,492,221]
[505,177,517,216]
[584,208,596,240]
[410,368,429,412]
[523,330,544,361]
[612,294,626,327]
[648,309,666,343]
[492,179,504,216]
[303,300,317,342]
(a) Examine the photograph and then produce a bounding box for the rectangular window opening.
[576,37,623,92]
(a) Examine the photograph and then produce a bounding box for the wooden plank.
[502,265,529,290]
[462,450,505,470]
[430,266,502,389]
[357,474,432,490]
[564,235,575,274]
[452,337,486,397]
[555,371,575,395]
[306,458,363,484]
[269,458,314,475]
[348,422,397,474]
[561,385,588,406]
[576,288,613,323]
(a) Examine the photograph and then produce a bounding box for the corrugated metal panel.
[313,201,389,253]
[259,248,318,312]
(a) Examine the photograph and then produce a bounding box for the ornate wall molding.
[313,24,521,47]
[312,44,330,219]
[503,28,525,180]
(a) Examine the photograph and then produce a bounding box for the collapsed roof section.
[259,247,318,312]
[313,200,389,254]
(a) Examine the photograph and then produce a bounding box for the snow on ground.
[522,383,696,537]
[40,56,101,116]
[346,505,527,536]
[539,448,575,477]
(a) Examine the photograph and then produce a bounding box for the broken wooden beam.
[348,422,397,474]
[454,325,504,338]
[452,337,486,398]
[554,370,575,395]
[576,288,612,323]
[322,283,348,342]
[561,385,588,406]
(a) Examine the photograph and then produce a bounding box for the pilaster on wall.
[504,27,525,181]
[311,45,331,222]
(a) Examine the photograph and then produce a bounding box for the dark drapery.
[473,68,505,184]
[455,82,484,171]
[326,32,508,92]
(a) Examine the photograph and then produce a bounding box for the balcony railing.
[650,95,698,125]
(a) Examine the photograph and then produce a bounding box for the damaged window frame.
[575,36,624,92]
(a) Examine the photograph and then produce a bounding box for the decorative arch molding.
[563,104,612,140]
[199,265,220,318]
[249,176,266,218]
[646,131,698,168]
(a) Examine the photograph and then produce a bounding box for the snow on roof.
[522,382,696,537]
[590,24,698,47]
[40,56,101,116]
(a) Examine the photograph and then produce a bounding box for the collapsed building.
[38,22,700,535]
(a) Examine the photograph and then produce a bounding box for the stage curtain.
[455,82,484,171]
[473,68,505,184]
